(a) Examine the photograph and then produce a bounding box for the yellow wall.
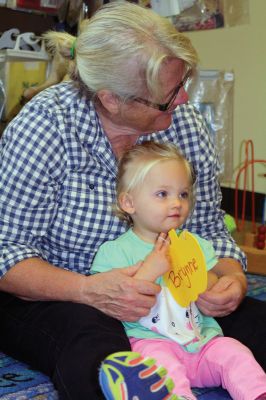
[185,0,266,194]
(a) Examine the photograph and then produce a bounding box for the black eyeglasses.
[133,70,192,112]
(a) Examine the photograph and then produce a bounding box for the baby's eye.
[179,191,189,199]
[156,191,168,198]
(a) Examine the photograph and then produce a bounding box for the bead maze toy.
[233,140,266,274]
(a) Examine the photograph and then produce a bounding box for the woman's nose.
[174,87,189,106]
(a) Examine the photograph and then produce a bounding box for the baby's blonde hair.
[116,141,195,225]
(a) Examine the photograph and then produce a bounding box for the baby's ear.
[119,192,135,215]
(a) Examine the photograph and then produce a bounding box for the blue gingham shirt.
[0,82,246,277]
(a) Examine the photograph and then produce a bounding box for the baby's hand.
[135,232,171,282]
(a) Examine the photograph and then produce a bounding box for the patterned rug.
[0,273,265,399]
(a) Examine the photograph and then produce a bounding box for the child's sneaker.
[99,351,180,400]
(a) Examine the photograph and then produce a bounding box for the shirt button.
[89,184,94,190]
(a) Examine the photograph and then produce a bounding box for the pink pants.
[130,336,266,400]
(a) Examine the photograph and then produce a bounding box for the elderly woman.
[0,2,265,399]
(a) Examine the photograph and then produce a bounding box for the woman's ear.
[119,192,135,215]
[97,90,120,114]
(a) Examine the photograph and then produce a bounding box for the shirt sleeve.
[0,101,65,277]
[91,240,130,274]
[173,105,247,270]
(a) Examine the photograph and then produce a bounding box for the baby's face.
[130,160,191,242]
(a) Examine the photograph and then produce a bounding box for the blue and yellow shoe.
[99,351,180,400]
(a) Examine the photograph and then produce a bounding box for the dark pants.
[216,296,266,371]
[0,294,265,399]
[0,292,131,399]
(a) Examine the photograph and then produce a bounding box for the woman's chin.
[155,115,172,132]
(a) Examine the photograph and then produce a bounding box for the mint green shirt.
[91,229,223,352]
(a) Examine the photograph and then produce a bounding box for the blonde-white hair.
[43,1,198,101]
[116,141,195,224]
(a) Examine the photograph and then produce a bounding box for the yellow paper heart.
[163,229,207,307]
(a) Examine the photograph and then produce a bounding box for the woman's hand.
[0,258,159,322]
[81,233,171,321]
[81,264,161,322]
[207,270,218,290]
[196,258,247,317]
